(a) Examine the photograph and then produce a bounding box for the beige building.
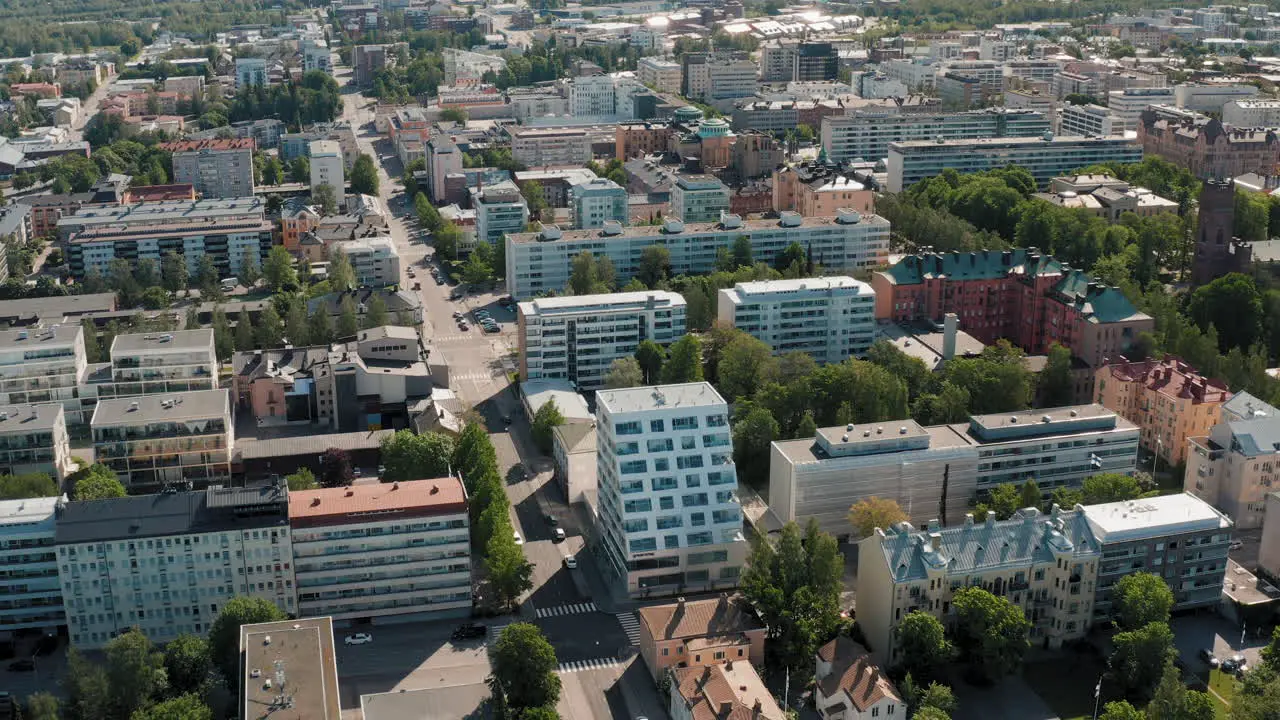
[1258,492,1280,585]
[857,506,1100,667]
[637,595,766,681]
[814,637,903,720]
[1187,392,1280,529]
[1095,356,1230,467]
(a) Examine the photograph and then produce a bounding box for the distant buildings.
[511,127,592,167]
[1059,103,1114,137]
[1034,174,1178,223]
[569,177,628,229]
[716,277,876,364]
[638,57,681,94]
[760,40,838,83]
[162,139,256,200]
[821,107,1051,163]
[90,389,233,492]
[472,180,529,250]
[235,57,267,89]
[353,45,391,87]
[886,136,1142,193]
[1095,356,1230,467]
[772,161,875,216]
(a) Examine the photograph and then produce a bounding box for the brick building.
[1138,112,1280,180]
[1095,356,1231,467]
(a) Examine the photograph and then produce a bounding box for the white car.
[554,528,566,542]
[344,633,373,646]
[564,555,578,569]
[513,531,524,545]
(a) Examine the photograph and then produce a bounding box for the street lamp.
[1151,438,1163,478]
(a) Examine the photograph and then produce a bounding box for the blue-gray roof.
[1226,417,1280,457]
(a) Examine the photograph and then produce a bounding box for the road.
[67,70,116,144]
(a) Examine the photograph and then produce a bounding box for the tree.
[661,335,703,383]
[1262,625,1280,672]
[433,222,462,260]
[1081,473,1148,505]
[237,249,261,288]
[986,483,1022,520]
[256,304,284,349]
[731,235,753,269]
[263,246,298,292]
[1189,272,1263,352]
[950,587,1031,683]
[285,301,309,346]
[337,296,359,339]
[261,156,282,186]
[130,694,213,720]
[350,153,380,195]
[605,357,643,388]
[939,340,1032,413]
[517,707,561,720]
[1018,480,1042,513]
[440,106,469,124]
[567,251,614,295]
[732,405,779,488]
[72,464,126,500]
[902,675,957,718]
[163,634,211,694]
[453,422,500,495]
[104,630,167,719]
[716,333,776,402]
[489,624,562,711]
[308,305,334,345]
[208,596,286,690]
[1040,343,1074,407]
[1112,572,1173,631]
[913,708,952,720]
[278,467,318,492]
[637,245,671,287]
[363,295,389,329]
[0,472,57,499]
[289,156,310,183]
[327,248,355,292]
[1108,621,1175,700]
[26,692,60,720]
[1147,662,1214,720]
[520,180,549,219]
[634,340,666,384]
[381,430,455,481]
[462,248,494,286]
[161,252,188,294]
[312,183,338,216]
[895,612,954,684]
[64,649,111,720]
[318,448,354,487]
[1098,700,1145,720]
[416,192,442,232]
[848,496,908,540]
[486,531,534,610]
[774,241,805,272]
[234,314,254,352]
[212,307,233,360]
[531,399,565,454]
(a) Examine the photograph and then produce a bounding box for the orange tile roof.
[159,138,255,152]
[816,637,901,712]
[638,595,764,642]
[288,476,467,527]
[673,662,785,720]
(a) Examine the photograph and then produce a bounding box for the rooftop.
[518,290,686,316]
[359,683,490,720]
[238,429,395,461]
[597,382,726,415]
[816,637,901,712]
[0,323,81,349]
[91,389,229,426]
[288,477,467,528]
[520,379,593,423]
[0,403,64,433]
[159,138,255,152]
[673,662,785,720]
[55,485,288,545]
[0,294,116,324]
[241,617,341,720]
[509,212,889,245]
[1221,390,1275,423]
[58,198,265,230]
[726,276,870,298]
[637,595,764,642]
[1100,356,1231,405]
[110,329,214,354]
[890,134,1136,150]
[0,495,60,529]
[1082,492,1232,543]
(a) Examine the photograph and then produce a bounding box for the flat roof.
[110,329,214,354]
[238,429,395,460]
[727,276,869,297]
[91,389,229,426]
[0,295,116,322]
[55,485,288,545]
[519,290,685,316]
[0,495,60,529]
[890,135,1138,150]
[519,379,593,422]
[509,213,889,244]
[1083,492,1232,543]
[241,617,341,720]
[0,323,81,349]
[597,382,726,415]
[360,683,490,720]
[288,476,466,528]
[0,403,63,433]
[57,198,264,229]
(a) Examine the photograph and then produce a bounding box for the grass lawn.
[1208,669,1240,706]
[1024,654,1110,720]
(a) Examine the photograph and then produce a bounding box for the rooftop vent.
[663,218,685,233]
[128,401,139,412]
[1042,415,1052,423]
[846,424,854,431]
[601,220,624,236]
[900,426,908,434]
[779,211,802,227]
[538,224,562,241]
[719,211,742,229]
[836,208,862,224]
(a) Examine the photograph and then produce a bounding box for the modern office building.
[886,135,1142,192]
[670,175,730,224]
[332,236,401,287]
[0,324,89,425]
[90,389,233,492]
[569,177,628,229]
[570,75,620,118]
[104,330,218,402]
[1186,392,1279,530]
[1173,83,1259,113]
[595,383,746,597]
[1108,87,1176,133]
[511,127,592,167]
[0,496,64,640]
[0,403,73,482]
[760,41,838,83]
[163,139,256,200]
[472,180,530,249]
[1059,103,1115,137]
[716,276,876,364]
[288,477,471,624]
[54,484,295,649]
[821,107,1051,163]
[858,505,1102,666]
[506,211,890,300]
[517,291,687,390]
[638,57,682,94]
[310,140,346,206]
[1083,492,1232,618]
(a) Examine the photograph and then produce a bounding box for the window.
[647,438,673,453]
[677,455,704,470]
[620,460,648,475]
[650,419,665,433]
[706,414,727,427]
[662,648,669,656]
[672,416,698,430]
[873,708,879,718]
[659,497,675,510]
[664,535,680,549]
[652,477,678,491]
[616,421,642,435]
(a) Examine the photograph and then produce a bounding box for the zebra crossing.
[449,370,495,383]
[557,657,621,674]
[534,601,598,619]
[615,612,641,645]
[488,623,510,642]
[431,333,475,344]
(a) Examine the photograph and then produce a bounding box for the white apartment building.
[90,389,234,492]
[1004,60,1062,84]
[716,276,876,364]
[235,57,267,89]
[472,180,530,250]
[944,61,1004,94]
[0,403,73,482]
[518,291,687,390]
[706,57,760,111]
[1222,100,1280,128]
[886,136,1143,193]
[595,383,746,597]
[302,37,332,74]
[105,330,218,402]
[0,325,88,425]
[638,57,682,94]
[506,211,890,300]
[821,108,1052,163]
[569,177,628,229]
[670,175,730,223]
[309,140,346,206]
[1186,392,1280,530]
[288,478,472,624]
[54,484,296,649]
[877,58,940,91]
[1174,83,1259,114]
[0,496,64,638]
[511,127,593,167]
[979,38,1017,61]
[333,236,401,287]
[1107,87,1175,133]
[570,75,619,118]
[1059,103,1115,137]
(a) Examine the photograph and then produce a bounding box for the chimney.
[964,513,974,528]
[942,313,958,360]
[720,701,734,716]
[929,532,941,551]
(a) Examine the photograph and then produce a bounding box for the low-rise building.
[332,236,401,287]
[716,277,876,363]
[90,389,233,492]
[772,161,875,216]
[0,324,89,425]
[670,661,785,720]
[1187,392,1280,530]
[0,403,73,481]
[670,175,730,224]
[0,496,64,640]
[288,477,471,624]
[638,595,765,681]
[240,616,341,720]
[1035,175,1179,222]
[814,637,903,720]
[55,484,295,648]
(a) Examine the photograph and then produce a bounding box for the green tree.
[433,222,462,260]
[161,252,187,294]
[263,246,298,292]
[1147,662,1214,720]
[380,430,455,481]
[1081,473,1148,504]
[308,305,334,345]
[731,235,753,268]
[211,307,233,360]
[453,422,500,495]
[1189,272,1264,352]
[261,156,282,185]
[1040,343,1074,407]
[489,624,562,711]
[363,295,389,329]
[71,464,126,500]
[208,597,286,692]
[716,333,777,402]
[774,241,806,272]
[130,694,212,720]
[415,192,442,231]
[312,182,338,216]
[531,399,565,454]
[234,315,254,352]
[285,301,309,346]
[661,335,703,383]
[634,340,666,384]
[605,357,643,388]
[895,612,954,684]
[637,245,671,287]
[1261,625,1280,672]
[461,248,494,286]
[950,587,1031,683]
[26,692,60,720]
[64,648,111,720]
[163,633,211,694]
[520,180,549,219]
[237,249,261,289]
[327,247,354,292]
[1112,572,1174,631]
[285,467,318,491]
[1098,700,1145,720]
[1108,621,1175,700]
[913,707,952,720]
[290,156,311,183]
[105,629,167,719]
[350,153,380,195]
[319,448,354,487]
[337,296,359,338]
[486,531,534,610]
[567,251,614,294]
[986,483,1022,520]
[848,496,908,540]
[256,304,284,349]
[1019,480,1043,513]
[940,340,1032,413]
[0,472,57,499]
[732,405,778,488]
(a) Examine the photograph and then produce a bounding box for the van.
[220,278,237,291]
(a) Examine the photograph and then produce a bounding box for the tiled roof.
[288,476,466,526]
[672,662,785,720]
[1100,355,1230,404]
[637,595,764,642]
[816,637,900,711]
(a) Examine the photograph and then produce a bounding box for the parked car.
[344,633,374,646]
[1229,540,1244,551]
[7,660,33,672]
[452,311,464,320]
[554,528,566,542]
[1222,655,1246,673]
[458,322,470,331]
[483,325,500,334]
[451,623,487,641]
[412,282,421,290]
[564,555,578,569]
[1200,648,1220,668]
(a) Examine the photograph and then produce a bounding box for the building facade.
[0,325,89,425]
[1095,356,1230,467]
[1138,114,1280,180]
[472,180,530,248]
[1059,104,1115,137]
[1186,392,1280,530]
[511,128,593,167]
[105,330,218,402]
[670,175,730,223]
[90,389,233,492]
[0,496,63,640]
[716,276,876,364]
[887,135,1142,193]
[821,108,1051,163]
[0,403,73,482]
[332,237,401,287]
[310,140,346,207]
[569,177,628,229]
[163,139,256,200]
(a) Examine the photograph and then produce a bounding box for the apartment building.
[162,139,256,200]
[1107,87,1175,133]
[670,175,730,224]
[595,383,746,597]
[0,325,89,425]
[682,53,758,110]
[1174,83,1259,113]
[1059,104,1115,137]
[1186,392,1280,530]
[472,180,529,250]
[638,57,681,94]
[310,140,346,206]
[235,57,267,88]
[332,236,401,286]
[1084,493,1232,619]
[1138,114,1280,180]
[517,291,686,390]
[760,41,838,83]
[821,107,1051,163]
[873,249,1154,372]
[771,162,875,216]
[288,478,471,624]
[511,127,592,167]
[1223,100,1280,127]
[858,505,1101,666]
[302,37,332,74]
[66,215,273,280]
[0,496,63,639]
[281,122,359,168]
[105,330,218,402]
[425,136,462,204]
[1095,356,1229,467]
[570,75,619,117]
[569,177,628,229]
[506,211,890,300]
[886,136,1142,192]
[0,403,73,482]
[90,389,233,492]
[716,277,875,364]
[54,484,295,649]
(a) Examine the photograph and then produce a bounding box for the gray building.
[821,108,1052,163]
[90,389,233,492]
[670,175,730,224]
[0,496,64,640]
[164,138,256,199]
[0,403,73,482]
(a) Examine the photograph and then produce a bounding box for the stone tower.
[1192,179,1252,286]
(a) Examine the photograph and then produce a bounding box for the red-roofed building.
[638,595,766,681]
[288,477,472,622]
[670,661,785,720]
[1095,355,1231,466]
[10,82,60,99]
[814,637,902,720]
[161,138,256,199]
[124,183,197,203]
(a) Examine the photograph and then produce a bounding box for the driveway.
[1171,613,1268,673]
[952,675,1060,720]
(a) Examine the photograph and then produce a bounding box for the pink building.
[1095,356,1230,466]
[638,595,766,682]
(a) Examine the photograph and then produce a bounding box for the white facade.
[91,390,234,492]
[877,58,940,91]
[333,236,401,287]
[302,37,332,74]
[595,383,746,597]
[1174,83,1259,113]
[511,128,593,167]
[0,404,73,482]
[706,58,759,111]
[569,177,629,229]
[638,57,681,94]
[235,57,267,88]
[0,496,64,637]
[309,140,346,206]
[1222,100,1280,128]
[716,276,876,364]
[670,175,730,224]
[570,75,618,118]
[979,38,1017,61]
[472,180,529,250]
[0,325,88,424]
[822,108,1052,163]
[887,136,1143,193]
[1059,103,1115,137]
[1107,87,1175,133]
[518,291,687,390]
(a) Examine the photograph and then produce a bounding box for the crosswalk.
[534,601,598,619]
[450,370,496,383]
[557,657,621,674]
[616,612,641,646]
[488,623,510,642]
[431,333,474,344]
